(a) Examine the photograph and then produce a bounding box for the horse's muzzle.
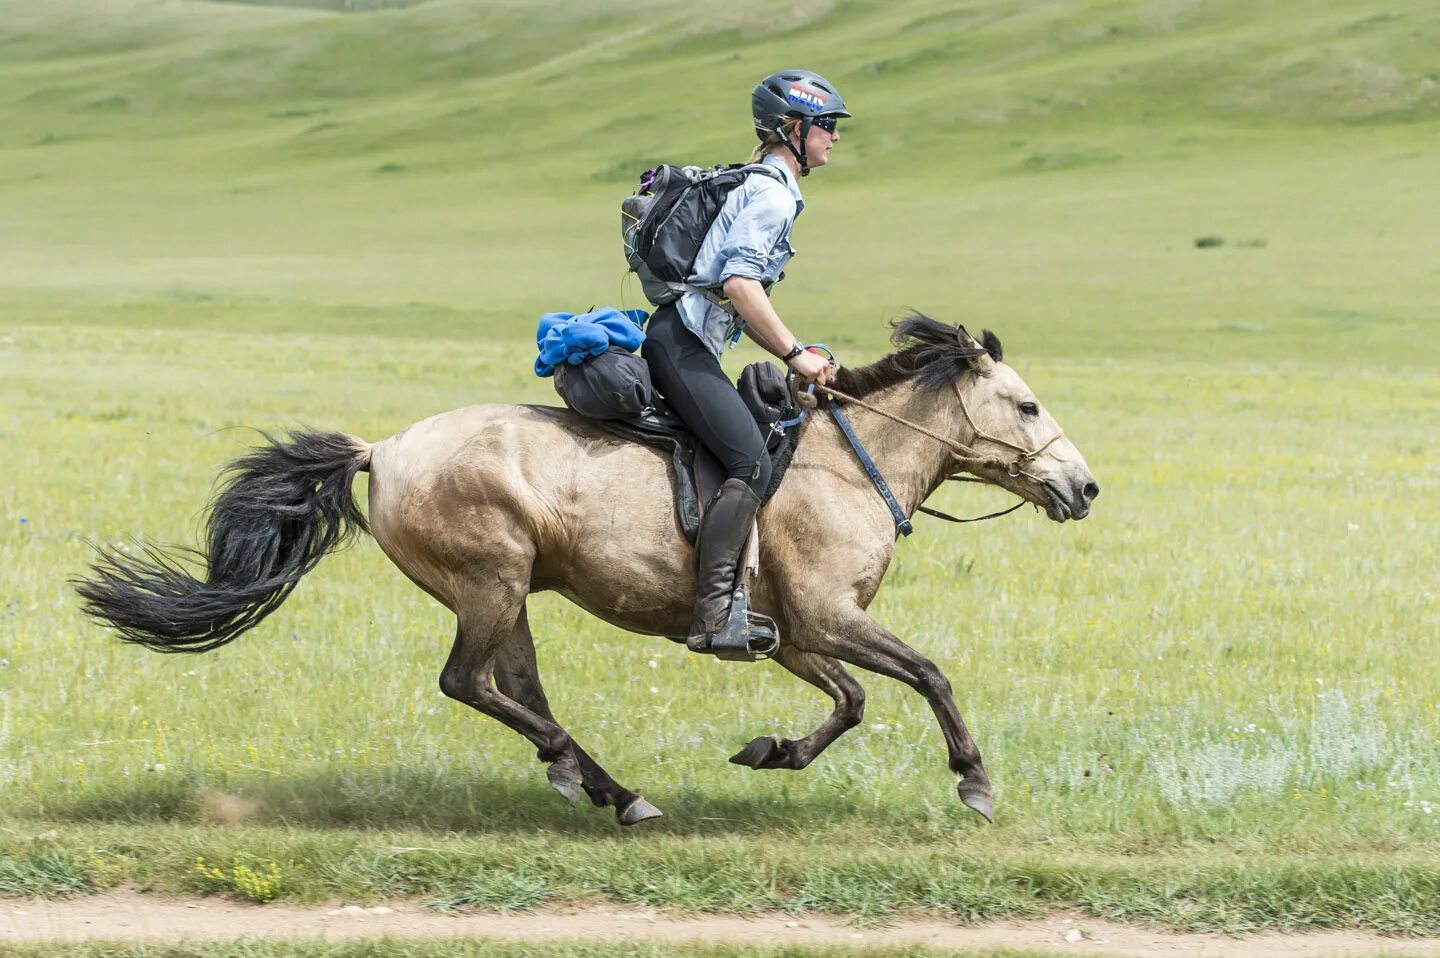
[1043,475,1100,522]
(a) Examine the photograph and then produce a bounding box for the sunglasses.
[810,116,840,134]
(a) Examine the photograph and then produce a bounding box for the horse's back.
[369,402,663,519]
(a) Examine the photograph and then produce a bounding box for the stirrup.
[694,586,779,662]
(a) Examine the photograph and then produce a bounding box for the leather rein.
[818,381,1066,529]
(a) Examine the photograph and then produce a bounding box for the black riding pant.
[642,305,772,497]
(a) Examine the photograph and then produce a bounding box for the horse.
[76,315,1099,826]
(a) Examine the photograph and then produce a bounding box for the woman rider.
[640,69,850,654]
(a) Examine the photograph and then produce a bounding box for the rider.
[640,69,849,654]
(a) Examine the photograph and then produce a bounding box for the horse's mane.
[830,313,1003,397]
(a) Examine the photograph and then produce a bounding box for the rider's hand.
[787,349,833,386]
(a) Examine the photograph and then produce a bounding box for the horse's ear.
[981,329,1003,363]
[955,324,995,372]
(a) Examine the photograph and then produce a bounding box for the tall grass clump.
[1150,692,1412,811]
[0,848,92,897]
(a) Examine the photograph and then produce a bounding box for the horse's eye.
[1019,401,1039,417]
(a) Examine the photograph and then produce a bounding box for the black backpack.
[621,163,784,306]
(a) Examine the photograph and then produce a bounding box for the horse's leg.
[438,581,658,827]
[791,610,994,822]
[729,647,866,771]
[492,606,660,824]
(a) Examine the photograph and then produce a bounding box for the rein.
[816,381,1065,530]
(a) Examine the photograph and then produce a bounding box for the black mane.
[830,313,1002,397]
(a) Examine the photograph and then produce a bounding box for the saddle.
[591,361,803,547]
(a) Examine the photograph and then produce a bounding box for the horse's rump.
[367,403,695,631]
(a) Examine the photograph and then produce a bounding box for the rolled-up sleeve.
[715,184,796,283]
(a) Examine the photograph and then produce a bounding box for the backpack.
[621,163,785,307]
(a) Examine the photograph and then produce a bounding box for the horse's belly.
[551,583,691,639]
[536,500,695,638]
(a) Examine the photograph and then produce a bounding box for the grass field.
[2,0,1439,939]
[3,942,1070,958]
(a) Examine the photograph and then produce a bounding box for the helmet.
[751,69,850,177]
[751,69,851,140]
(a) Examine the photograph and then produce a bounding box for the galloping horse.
[77,315,1098,825]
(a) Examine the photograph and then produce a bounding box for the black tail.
[74,430,371,653]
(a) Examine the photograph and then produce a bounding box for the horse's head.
[828,314,1099,522]
[949,324,1098,522]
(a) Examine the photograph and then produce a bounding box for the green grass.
[0,848,92,897]
[2,0,1439,936]
[0,944,1072,958]
[5,824,1440,933]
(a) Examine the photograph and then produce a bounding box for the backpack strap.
[739,163,787,185]
[665,282,740,313]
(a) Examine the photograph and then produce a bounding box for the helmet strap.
[775,120,811,177]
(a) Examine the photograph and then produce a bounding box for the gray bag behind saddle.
[552,347,656,420]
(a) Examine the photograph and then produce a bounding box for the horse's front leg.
[791,607,994,822]
[730,647,866,770]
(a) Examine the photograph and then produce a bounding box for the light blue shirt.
[675,153,804,358]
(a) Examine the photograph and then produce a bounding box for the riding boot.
[687,478,762,652]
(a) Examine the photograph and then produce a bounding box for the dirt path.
[4,892,1438,956]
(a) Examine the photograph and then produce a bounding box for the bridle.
[816,380,1066,524]
[949,383,1066,480]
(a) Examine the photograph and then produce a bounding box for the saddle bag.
[552,347,657,421]
[737,360,797,453]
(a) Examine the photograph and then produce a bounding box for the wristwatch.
[781,341,807,362]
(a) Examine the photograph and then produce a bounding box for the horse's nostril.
[1082,481,1100,503]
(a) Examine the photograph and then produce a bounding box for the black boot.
[687,478,762,652]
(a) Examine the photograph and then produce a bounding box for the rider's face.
[791,120,840,169]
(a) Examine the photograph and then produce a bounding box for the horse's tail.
[74,429,372,654]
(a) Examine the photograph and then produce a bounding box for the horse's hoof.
[617,796,663,826]
[546,758,584,807]
[729,736,783,768]
[957,782,994,823]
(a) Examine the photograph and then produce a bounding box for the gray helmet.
[751,69,851,176]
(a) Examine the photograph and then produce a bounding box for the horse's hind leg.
[493,606,660,825]
[730,647,866,770]
[437,584,600,819]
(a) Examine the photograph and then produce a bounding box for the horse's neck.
[813,383,956,515]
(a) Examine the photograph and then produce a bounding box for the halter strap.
[949,384,1065,480]
[917,500,1027,524]
[816,383,1064,480]
[815,381,1065,523]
